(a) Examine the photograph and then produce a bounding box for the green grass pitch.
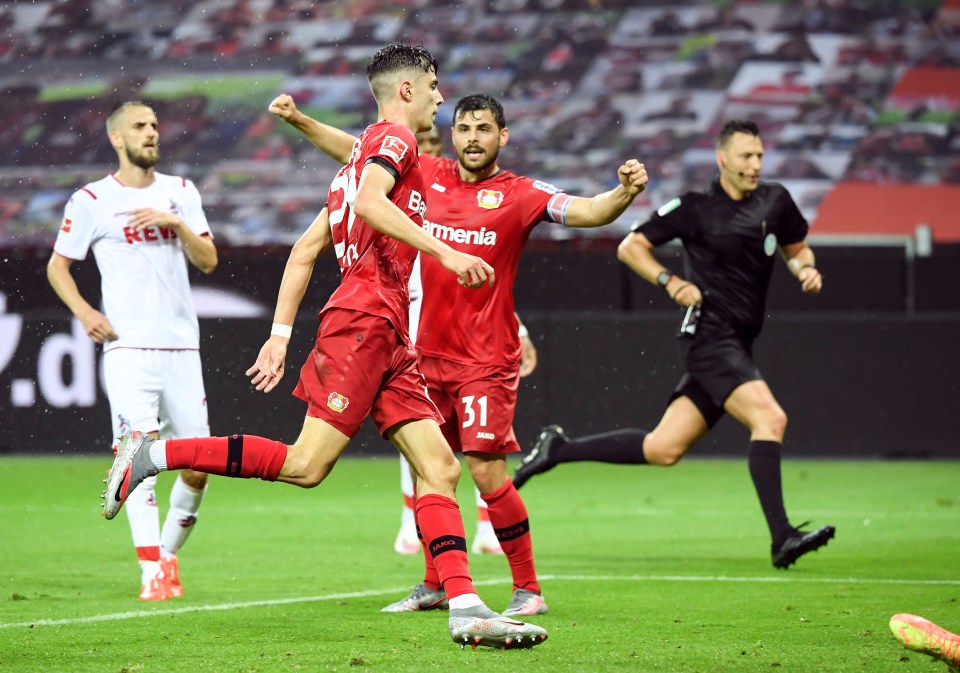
[1,456,958,673]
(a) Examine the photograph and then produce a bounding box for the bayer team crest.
[327,392,350,413]
[477,189,504,209]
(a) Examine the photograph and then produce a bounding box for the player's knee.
[420,452,461,490]
[285,448,335,488]
[762,407,788,441]
[643,435,685,466]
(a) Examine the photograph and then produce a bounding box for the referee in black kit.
[514,119,835,569]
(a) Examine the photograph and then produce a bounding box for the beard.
[457,147,498,175]
[126,145,159,170]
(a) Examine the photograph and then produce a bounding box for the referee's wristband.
[270,323,293,339]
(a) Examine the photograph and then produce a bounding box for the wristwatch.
[656,270,673,288]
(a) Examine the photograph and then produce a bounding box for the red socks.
[482,479,540,593]
[165,435,286,481]
[415,494,474,599]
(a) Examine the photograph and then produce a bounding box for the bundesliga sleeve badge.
[379,135,410,164]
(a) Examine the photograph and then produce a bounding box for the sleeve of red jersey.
[523,177,573,230]
[366,124,419,181]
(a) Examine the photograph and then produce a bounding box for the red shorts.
[418,354,520,455]
[294,308,442,437]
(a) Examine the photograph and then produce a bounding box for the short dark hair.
[716,119,760,149]
[106,101,153,133]
[366,42,438,83]
[453,94,506,129]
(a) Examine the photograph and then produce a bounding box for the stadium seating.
[1,0,958,247]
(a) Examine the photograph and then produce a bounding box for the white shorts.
[103,348,210,442]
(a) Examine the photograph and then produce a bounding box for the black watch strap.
[656,270,672,288]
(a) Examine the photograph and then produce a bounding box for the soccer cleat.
[160,556,183,598]
[381,583,449,613]
[393,519,421,555]
[139,575,171,601]
[771,523,836,569]
[502,588,548,617]
[102,431,159,520]
[471,528,504,555]
[890,614,960,672]
[513,425,568,489]
[449,604,548,650]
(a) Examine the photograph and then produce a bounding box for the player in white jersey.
[47,101,218,601]
[392,124,537,556]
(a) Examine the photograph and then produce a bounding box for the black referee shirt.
[634,179,808,341]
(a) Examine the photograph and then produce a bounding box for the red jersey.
[414,154,572,367]
[323,121,425,340]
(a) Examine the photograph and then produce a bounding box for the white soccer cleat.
[502,588,548,617]
[449,604,548,650]
[102,431,158,520]
[381,583,448,613]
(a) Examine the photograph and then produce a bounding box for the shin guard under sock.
[165,435,286,481]
[415,493,474,599]
[482,479,539,593]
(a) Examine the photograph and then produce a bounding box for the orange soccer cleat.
[160,556,183,598]
[890,613,960,672]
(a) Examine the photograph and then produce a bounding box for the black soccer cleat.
[513,425,568,489]
[771,523,836,569]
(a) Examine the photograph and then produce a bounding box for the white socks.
[160,475,206,556]
[448,593,483,610]
[150,440,168,470]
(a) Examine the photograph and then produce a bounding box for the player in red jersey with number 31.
[101,42,548,651]
[268,91,648,616]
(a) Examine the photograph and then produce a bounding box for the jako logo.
[423,219,497,246]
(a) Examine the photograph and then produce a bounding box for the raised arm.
[269,94,357,165]
[246,207,334,392]
[563,159,648,228]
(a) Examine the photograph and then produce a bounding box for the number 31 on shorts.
[460,395,488,428]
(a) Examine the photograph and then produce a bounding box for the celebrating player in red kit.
[268,91,648,616]
[102,43,548,651]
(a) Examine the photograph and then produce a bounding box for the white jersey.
[53,172,211,352]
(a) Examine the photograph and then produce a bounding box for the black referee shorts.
[669,324,762,428]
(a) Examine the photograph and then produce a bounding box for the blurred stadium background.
[0,0,958,457]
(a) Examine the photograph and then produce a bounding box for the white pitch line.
[2,574,958,631]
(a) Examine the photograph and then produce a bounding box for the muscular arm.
[782,240,822,294]
[353,162,494,288]
[269,94,356,164]
[46,252,117,342]
[617,231,702,307]
[563,159,648,228]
